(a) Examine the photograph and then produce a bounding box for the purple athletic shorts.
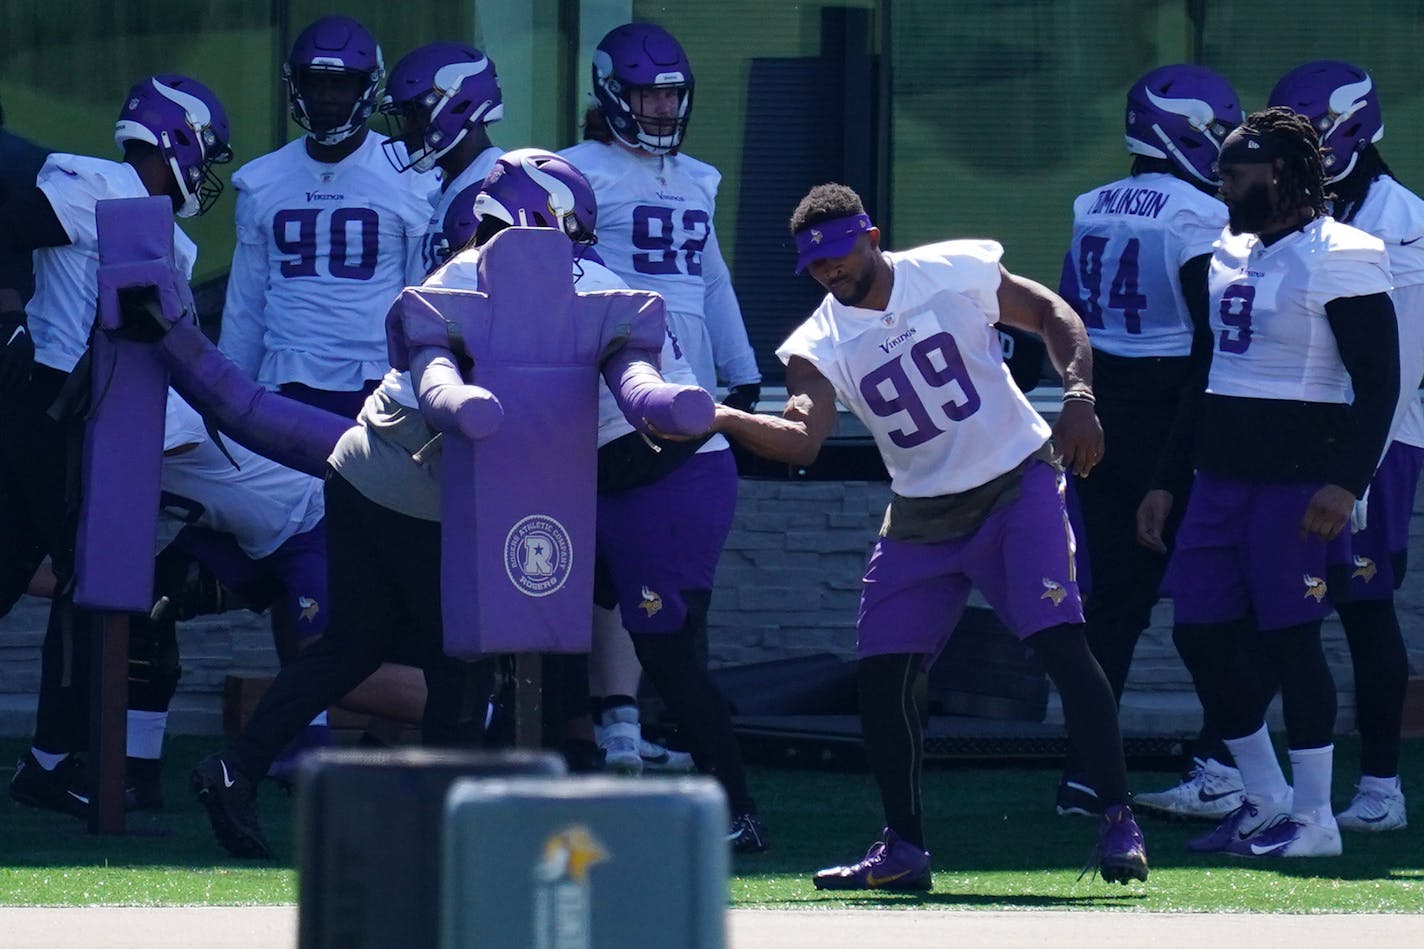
[169,521,329,643]
[1162,473,1351,629]
[857,460,1083,658]
[1334,440,1424,599]
[595,448,737,634]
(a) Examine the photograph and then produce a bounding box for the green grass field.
[1,736,1421,911]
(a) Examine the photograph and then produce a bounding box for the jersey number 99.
[859,331,982,448]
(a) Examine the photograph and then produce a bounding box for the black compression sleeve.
[1325,292,1399,495]
[0,187,71,261]
[1150,253,1214,497]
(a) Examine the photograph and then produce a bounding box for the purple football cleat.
[1186,795,1292,853]
[1224,813,1342,858]
[1083,804,1149,884]
[813,828,932,891]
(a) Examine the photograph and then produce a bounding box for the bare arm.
[711,355,838,466]
[995,265,1103,476]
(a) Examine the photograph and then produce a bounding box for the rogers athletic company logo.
[505,515,574,597]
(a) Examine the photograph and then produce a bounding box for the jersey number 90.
[273,208,380,281]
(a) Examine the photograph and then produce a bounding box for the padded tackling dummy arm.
[411,345,503,440]
[156,320,351,478]
[385,286,504,440]
[600,344,715,437]
[596,291,715,437]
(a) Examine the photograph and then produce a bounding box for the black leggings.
[230,473,481,778]
[628,590,755,815]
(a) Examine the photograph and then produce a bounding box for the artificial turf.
[1,736,1421,911]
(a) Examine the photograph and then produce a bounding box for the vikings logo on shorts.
[1041,577,1067,606]
[1303,574,1328,602]
[1351,556,1378,583]
[639,586,663,618]
[298,596,320,622]
[504,514,574,598]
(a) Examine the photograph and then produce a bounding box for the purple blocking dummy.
[74,197,180,612]
[386,226,713,658]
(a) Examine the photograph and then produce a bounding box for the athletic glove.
[0,310,34,394]
[721,382,761,414]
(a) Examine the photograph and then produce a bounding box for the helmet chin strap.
[160,130,200,218]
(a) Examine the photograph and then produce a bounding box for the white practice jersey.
[1066,172,1225,358]
[409,146,504,283]
[559,140,760,392]
[1343,176,1424,448]
[778,240,1051,497]
[420,245,726,454]
[1207,217,1391,403]
[219,132,436,391]
[28,154,196,373]
[162,391,324,559]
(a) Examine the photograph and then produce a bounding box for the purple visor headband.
[794,213,873,273]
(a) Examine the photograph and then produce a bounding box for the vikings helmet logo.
[298,596,320,622]
[1351,556,1377,582]
[639,586,663,618]
[1302,575,1327,602]
[810,228,823,245]
[1041,578,1067,606]
[535,825,609,884]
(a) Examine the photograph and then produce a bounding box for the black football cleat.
[191,753,272,859]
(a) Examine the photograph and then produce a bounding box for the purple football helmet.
[114,74,233,217]
[468,148,598,250]
[592,23,694,155]
[283,15,384,146]
[1268,61,1383,183]
[379,42,502,174]
[1125,65,1242,187]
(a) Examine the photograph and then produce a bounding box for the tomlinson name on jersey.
[1087,186,1170,219]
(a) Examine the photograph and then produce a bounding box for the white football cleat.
[1227,811,1342,858]
[1336,778,1407,832]
[639,737,694,773]
[1134,757,1244,820]
[595,706,643,776]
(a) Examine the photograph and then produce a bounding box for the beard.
[1227,182,1275,235]
[829,268,878,307]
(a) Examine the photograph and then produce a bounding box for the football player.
[1266,61,1420,834]
[189,149,720,859]
[710,183,1148,888]
[1138,107,1399,858]
[218,15,435,419]
[0,73,231,802]
[1060,65,1247,820]
[436,150,766,850]
[9,390,333,815]
[561,21,761,772]
[378,41,505,279]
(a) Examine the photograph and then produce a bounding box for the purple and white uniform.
[1066,171,1224,357]
[778,240,1079,656]
[408,146,504,282]
[1164,217,1392,628]
[559,140,760,395]
[1337,176,1424,598]
[219,133,435,399]
[162,391,328,641]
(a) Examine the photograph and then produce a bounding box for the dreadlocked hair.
[789,183,865,235]
[1330,145,1397,225]
[1241,106,1331,219]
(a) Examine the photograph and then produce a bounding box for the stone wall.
[4,476,1422,737]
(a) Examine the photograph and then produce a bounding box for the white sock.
[308,711,328,728]
[1224,725,1291,803]
[1289,744,1334,821]
[29,749,67,771]
[126,710,168,760]
[1358,773,1400,795]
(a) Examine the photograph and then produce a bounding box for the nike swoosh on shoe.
[1198,788,1241,803]
[865,869,913,887]
[1249,839,1291,856]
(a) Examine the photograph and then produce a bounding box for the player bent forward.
[709,183,1149,888]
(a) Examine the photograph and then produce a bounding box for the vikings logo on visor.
[794,213,873,273]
